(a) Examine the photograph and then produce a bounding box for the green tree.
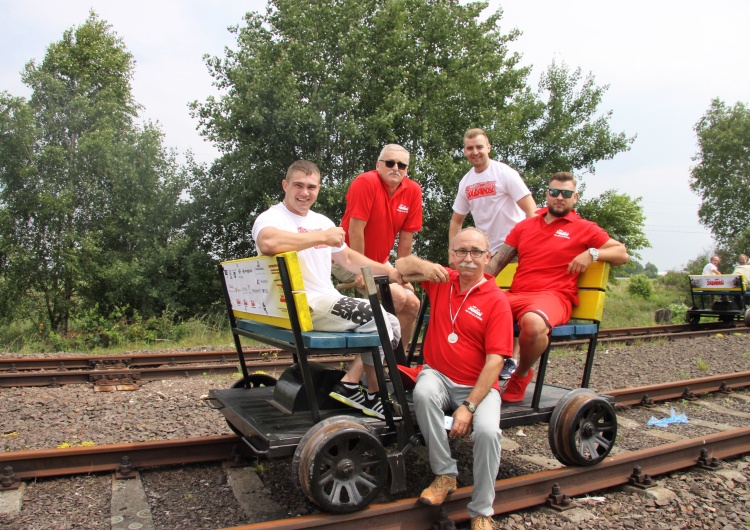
[0,13,188,332]
[575,190,650,263]
[190,0,638,264]
[644,262,659,279]
[505,61,636,200]
[690,98,750,251]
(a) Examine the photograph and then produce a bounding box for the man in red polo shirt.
[333,144,422,344]
[396,227,512,530]
[488,172,629,403]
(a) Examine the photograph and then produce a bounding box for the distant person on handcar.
[702,255,722,275]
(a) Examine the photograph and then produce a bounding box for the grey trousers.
[413,365,502,518]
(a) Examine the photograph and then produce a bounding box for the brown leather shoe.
[471,515,493,530]
[418,474,457,505]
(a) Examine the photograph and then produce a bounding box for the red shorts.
[504,291,572,329]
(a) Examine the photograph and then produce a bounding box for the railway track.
[2,372,749,529]
[1,322,747,388]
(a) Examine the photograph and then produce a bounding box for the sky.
[2,1,748,271]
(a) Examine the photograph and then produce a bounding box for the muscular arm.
[256,226,345,256]
[450,354,504,438]
[486,244,518,277]
[517,194,537,218]
[396,230,414,259]
[333,247,401,284]
[448,212,466,252]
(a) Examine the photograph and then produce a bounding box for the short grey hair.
[378,144,410,163]
[452,227,491,250]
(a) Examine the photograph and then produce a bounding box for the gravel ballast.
[1,333,749,529]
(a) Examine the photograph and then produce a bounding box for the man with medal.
[395,227,513,530]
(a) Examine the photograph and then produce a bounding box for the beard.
[547,202,574,218]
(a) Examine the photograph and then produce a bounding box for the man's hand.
[353,273,365,290]
[423,264,448,283]
[449,405,473,438]
[322,227,346,247]
[567,250,593,274]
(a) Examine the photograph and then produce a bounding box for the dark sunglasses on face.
[380,159,408,170]
[548,187,574,199]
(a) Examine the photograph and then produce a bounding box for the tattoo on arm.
[487,244,517,276]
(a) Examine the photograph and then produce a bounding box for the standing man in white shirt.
[449,128,536,379]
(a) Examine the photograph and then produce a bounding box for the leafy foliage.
[190,0,638,264]
[690,98,750,252]
[627,274,653,300]
[0,12,195,332]
[576,190,649,263]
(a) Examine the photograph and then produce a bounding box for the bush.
[628,275,654,300]
[668,303,689,324]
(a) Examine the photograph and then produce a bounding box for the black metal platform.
[208,379,611,459]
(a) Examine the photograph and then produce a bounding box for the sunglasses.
[380,159,408,171]
[548,188,574,199]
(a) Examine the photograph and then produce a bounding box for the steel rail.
[608,370,750,406]
[0,358,352,388]
[220,426,750,530]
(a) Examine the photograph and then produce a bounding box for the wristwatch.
[588,248,599,262]
[462,401,477,413]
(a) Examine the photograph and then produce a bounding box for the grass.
[600,277,690,329]
[0,275,695,354]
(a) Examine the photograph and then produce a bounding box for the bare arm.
[567,239,630,274]
[448,212,466,254]
[396,230,414,259]
[256,226,345,256]
[450,354,504,438]
[486,244,518,277]
[517,194,537,218]
[333,247,401,284]
[395,255,449,282]
[348,218,367,255]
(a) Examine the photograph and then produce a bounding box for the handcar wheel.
[292,416,388,514]
[550,389,617,466]
[225,374,278,435]
[548,388,597,466]
[230,373,277,389]
[687,312,701,326]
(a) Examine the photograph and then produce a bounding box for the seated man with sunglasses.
[333,144,422,348]
[487,172,629,403]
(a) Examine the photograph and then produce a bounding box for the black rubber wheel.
[230,373,277,389]
[226,374,278,435]
[720,314,736,324]
[292,416,388,514]
[549,388,617,466]
[687,312,701,326]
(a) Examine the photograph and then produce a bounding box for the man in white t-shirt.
[449,128,536,379]
[702,255,721,275]
[252,160,403,420]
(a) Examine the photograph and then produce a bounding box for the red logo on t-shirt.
[298,226,327,249]
[466,181,496,200]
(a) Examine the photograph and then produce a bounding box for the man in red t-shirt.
[396,228,512,530]
[333,144,423,344]
[488,172,629,403]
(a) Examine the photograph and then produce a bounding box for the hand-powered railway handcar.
[205,253,617,514]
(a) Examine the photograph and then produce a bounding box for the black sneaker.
[362,393,402,421]
[500,358,518,380]
[330,383,367,410]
